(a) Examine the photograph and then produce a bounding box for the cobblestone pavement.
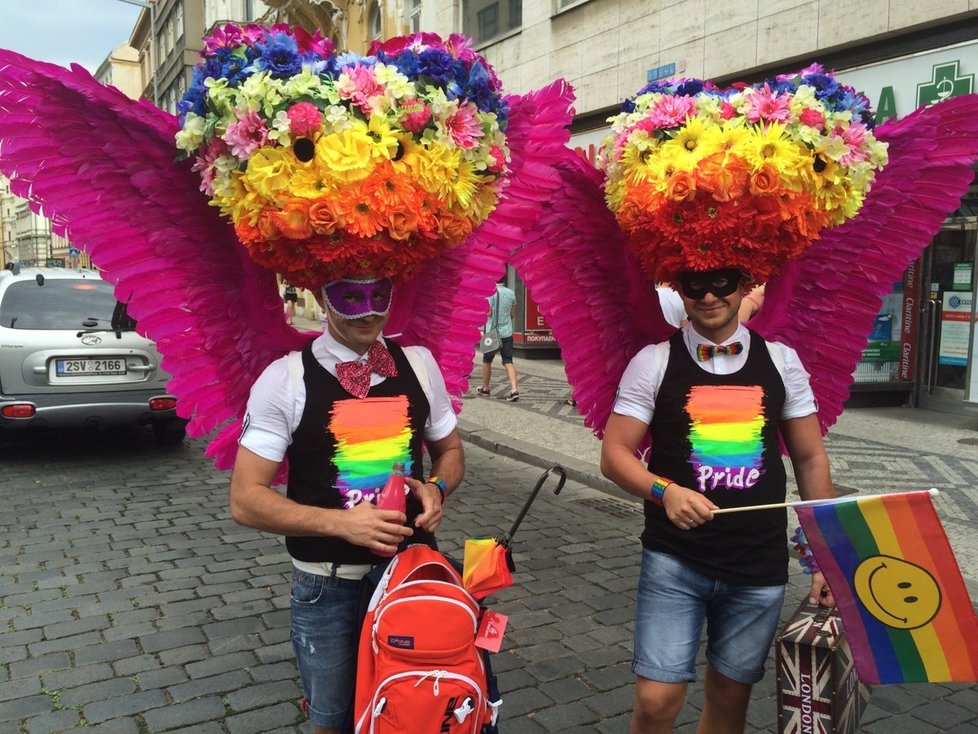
[2,419,978,733]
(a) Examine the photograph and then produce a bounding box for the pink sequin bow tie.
[335,341,398,398]
[696,341,744,362]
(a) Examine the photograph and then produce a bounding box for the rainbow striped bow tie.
[696,342,744,362]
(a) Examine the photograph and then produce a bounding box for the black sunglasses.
[678,269,744,300]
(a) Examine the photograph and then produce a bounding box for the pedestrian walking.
[478,278,520,401]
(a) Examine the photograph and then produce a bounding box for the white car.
[0,266,186,445]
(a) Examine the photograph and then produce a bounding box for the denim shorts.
[482,335,514,364]
[290,567,365,729]
[632,549,784,685]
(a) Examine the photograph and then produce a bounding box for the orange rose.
[749,165,781,196]
[387,207,420,241]
[257,210,282,241]
[664,171,697,202]
[269,200,313,240]
[696,154,748,202]
[437,213,472,246]
[308,199,339,234]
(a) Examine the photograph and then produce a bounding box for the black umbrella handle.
[499,465,566,548]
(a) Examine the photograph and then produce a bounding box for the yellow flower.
[315,122,376,183]
[175,113,206,151]
[669,117,711,160]
[742,123,806,174]
[225,172,264,225]
[367,115,400,161]
[414,143,462,202]
[243,147,295,199]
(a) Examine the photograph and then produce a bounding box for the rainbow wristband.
[426,476,447,500]
[650,476,673,506]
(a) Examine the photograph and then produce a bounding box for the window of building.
[369,4,382,41]
[464,0,521,45]
[407,0,422,33]
[477,4,498,42]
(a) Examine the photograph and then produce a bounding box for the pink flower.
[744,84,792,124]
[838,122,869,165]
[191,138,228,194]
[287,102,322,136]
[293,26,334,57]
[203,24,244,57]
[799,108,825,129]
[645,96,697,129]
[399,99,432,134]
[487,145,506,173]
[224,111,269,158]
[720,102,737,120]
[337,64,385,115]
[443,104,484,149]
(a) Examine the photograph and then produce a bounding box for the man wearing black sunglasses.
[601,267,835,734]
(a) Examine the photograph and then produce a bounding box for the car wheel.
[153,420,186,446]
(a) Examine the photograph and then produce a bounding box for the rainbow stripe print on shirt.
[685,384,766,492]
[329,395,413,508]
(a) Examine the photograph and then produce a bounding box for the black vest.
[285,341,432,564]
[645,328,789,585]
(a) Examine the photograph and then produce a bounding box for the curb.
[457,418,620,496]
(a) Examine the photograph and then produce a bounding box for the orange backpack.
[353,544,501,733]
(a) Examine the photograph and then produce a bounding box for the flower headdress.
[177,25,511,289]
[598,64,889,284]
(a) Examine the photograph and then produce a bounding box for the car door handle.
[128,364,153,373]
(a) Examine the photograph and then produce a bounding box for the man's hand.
[407,477,443,533]
[336,503,414,555]
[809,570,835,608]
[662,483,718,530]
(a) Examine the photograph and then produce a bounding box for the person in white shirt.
[229,273,463,734]
[600,267,836,734]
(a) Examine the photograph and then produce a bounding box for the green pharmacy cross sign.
[917,61,974,107]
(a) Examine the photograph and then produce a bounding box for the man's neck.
[691,320,740,345]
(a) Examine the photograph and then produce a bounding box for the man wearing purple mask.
[230,273,463,734]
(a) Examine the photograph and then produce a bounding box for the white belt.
[292,558,375,580]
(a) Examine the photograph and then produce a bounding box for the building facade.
[417,0,978,416]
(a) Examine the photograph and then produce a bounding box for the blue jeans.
[632,550,784,685]
[290,567,364,729]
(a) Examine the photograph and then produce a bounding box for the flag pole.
[710,488,939,515]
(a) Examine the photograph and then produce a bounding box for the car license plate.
[55,358,127,377]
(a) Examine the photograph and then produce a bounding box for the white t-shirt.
[613,323,816,424]
[656,286,687,328]
[240,331,458,462]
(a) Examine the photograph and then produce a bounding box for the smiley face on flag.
[853,554,942,630]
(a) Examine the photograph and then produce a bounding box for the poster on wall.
[938,291,974,366]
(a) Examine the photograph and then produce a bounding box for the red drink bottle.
[376,462,406,514]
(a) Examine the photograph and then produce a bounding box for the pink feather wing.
[387,80,577,408]
[512,149,675,438]
[750,93,978,434]
[0,49,310,471]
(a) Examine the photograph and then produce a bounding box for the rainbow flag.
[797,491,978,684]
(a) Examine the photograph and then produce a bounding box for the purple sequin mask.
[322,277,393,320]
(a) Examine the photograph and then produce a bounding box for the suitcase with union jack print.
[777,600,871,734]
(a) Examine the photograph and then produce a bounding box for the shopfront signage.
[838,41,977,123]
[938,291,974,366]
